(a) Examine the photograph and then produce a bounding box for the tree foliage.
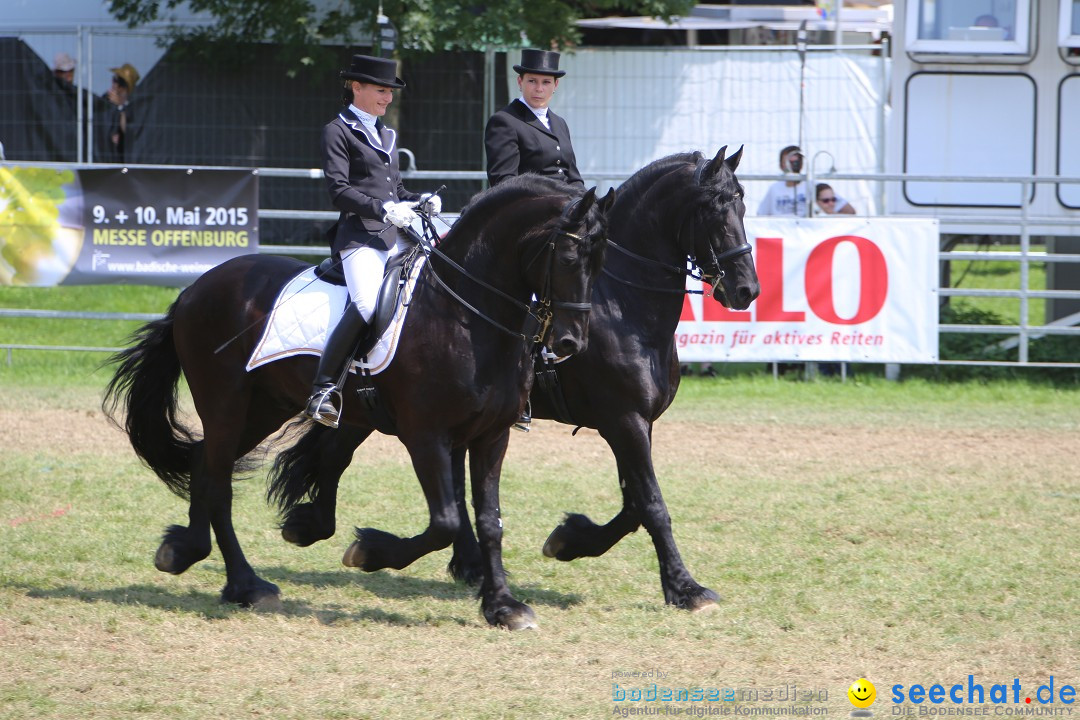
[108,0,696,69]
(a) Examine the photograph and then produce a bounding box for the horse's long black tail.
[266,421,334,511]
[102,299,198,499]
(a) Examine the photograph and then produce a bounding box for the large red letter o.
[804,235,888,324]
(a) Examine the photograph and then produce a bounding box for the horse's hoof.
[500,608,539,631]
[487,601,538,631]
[342,540,366,568]
[280,503,333,547]
[154,542,177,573]
[447,558,484,586]
[221,578,281,609]
[683,588,722,612]
[690,598,720,613]
[541,527,566,559]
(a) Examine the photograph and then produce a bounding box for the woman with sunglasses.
[815,183,856,215]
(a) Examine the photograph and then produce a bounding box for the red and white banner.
[677,217,939,363]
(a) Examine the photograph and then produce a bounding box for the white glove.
[383,200,418,229]
[418,193,442,215]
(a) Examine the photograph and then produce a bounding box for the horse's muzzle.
[548,322,590,357]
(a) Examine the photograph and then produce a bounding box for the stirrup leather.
[306,386,343,429]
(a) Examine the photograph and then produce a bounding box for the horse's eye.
[733,192,741,199]
[558,244,580,266]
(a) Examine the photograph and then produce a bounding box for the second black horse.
[269,147,759,614]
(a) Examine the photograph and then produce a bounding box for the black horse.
[268,148,759,613]
[103,174,612,629]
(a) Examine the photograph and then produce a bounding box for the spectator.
[52,52,75,87]
[102,62,139,163]
[815,183,856,215]
[757,145,808,217]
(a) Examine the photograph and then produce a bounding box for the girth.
[533,349,580,429]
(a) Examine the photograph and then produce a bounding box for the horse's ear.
[600,187,616,215]
[724,145,744,173]
[702,146,728,181]
[571,187,598,221]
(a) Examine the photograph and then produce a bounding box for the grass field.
[2,366,1078,719]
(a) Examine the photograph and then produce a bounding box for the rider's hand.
[383,201,419,229]
[418,193,442,216]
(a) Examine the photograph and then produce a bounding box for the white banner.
[677,217,939,363]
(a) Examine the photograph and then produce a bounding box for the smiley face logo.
[848,678,877,709]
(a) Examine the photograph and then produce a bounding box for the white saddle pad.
[246,256,426,375]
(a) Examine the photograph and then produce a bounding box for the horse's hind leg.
[341,437,460,573]
[154,438,213,575]
[277,424,372,547]
[183,388,290,608]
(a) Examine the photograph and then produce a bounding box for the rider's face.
[352,82,394,116]
[518,73,558,110]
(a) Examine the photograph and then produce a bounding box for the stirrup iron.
[306,386,343,429]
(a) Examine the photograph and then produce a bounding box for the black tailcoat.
[484,99,583,188]
[322,111,420,254]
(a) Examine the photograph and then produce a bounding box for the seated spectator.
[815,183,856,215]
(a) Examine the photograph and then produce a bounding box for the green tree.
[109,0,695,68]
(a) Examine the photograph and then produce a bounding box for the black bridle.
[417,196,592,347]
[602,157,752,297]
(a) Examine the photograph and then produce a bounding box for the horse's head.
[681,146,760,311]
[524,185,613,356]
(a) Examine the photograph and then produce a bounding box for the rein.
[419,196,589,345]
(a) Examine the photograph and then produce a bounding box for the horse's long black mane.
[448,174,582,244]
[620,151,743,206]
[616,152,703,210]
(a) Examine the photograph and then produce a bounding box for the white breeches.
[340,233,410,322]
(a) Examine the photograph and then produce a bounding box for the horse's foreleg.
[341,437,459,572]
[541,420,645,561]
[279,424,372,547]
[542,507,640,561]
[470,431,537,630]
[447,445,483,585]
[608,418,719,611]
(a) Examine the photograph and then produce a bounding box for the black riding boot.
[305,303,368,428]
[512,400,532,433]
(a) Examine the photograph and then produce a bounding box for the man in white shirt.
[757,145,850,217]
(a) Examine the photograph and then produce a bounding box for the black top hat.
[513,49,565,78]
[340,54,405,88]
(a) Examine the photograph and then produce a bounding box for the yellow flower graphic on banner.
[0,166,84,285]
